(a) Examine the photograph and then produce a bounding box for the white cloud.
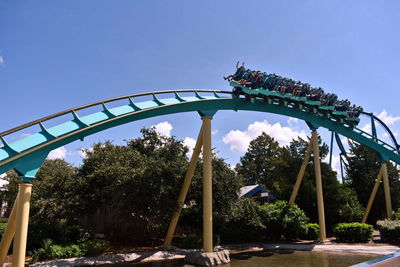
[361,123,371,133]
[47,146,68,160]
[377,110,400,126]
[340,138,347,145]
[183,137,196,158]
[0,173,8,187]
[152,121,173,137]
[323,155,341,176]
[212,129,219,135]
[287,117,299,126]
[359,110,400,141]
[222,120,307,153]
[78,147,93,159]
[0,56,4,65]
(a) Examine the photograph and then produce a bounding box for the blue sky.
[1,1,400,179]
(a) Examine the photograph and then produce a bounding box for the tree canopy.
[346,141,400,223]
[235,133,364,229]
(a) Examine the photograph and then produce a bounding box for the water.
[99,250,378,267]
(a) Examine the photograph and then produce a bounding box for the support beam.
[13,183,32,267]
[361,167,383,223]
[329,131,334,167]
[311,131,327,241]
[381,162,393,219]
[164,126,204,247]
[289,140,312,204]
[0,192,19,265]
[202,116,213,253]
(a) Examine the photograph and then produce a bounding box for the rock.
[184,250,230,266]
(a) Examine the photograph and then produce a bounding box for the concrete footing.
[184,250,230,266]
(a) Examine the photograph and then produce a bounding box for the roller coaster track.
[0,89,399,180]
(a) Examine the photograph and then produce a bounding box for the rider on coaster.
[225,64,362,119]
[224,62,246,81]
[307,87,324,101]
[335,99,351,112]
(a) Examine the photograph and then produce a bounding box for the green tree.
[236,133,283,192]
[236,133,364,231]
[0,171,19,217]
[182,155,242,236]
[77,129,188,242]
[0,160,81,225]
[282,137,364,229]
[262,201,309,240]
[346,141,400,223]
[30,159,81,225]
[77,127,242,243]
[335,185,364,222]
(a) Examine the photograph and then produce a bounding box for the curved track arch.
[1,89,399,180]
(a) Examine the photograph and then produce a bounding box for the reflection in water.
[98,251,377,267]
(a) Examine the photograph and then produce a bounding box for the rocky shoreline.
[27,243,400,267]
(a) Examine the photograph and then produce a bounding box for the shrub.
[262,201,308,240]
[27,224,91,251]
[30,239,110,263]
[377,219,400,243]
[393,209,400,220]
[30,239,59,262]
[221,198,266,242]
[333,223,373,243]
[300,223,320,240]
[178,234,202,249]
[221,200,309,242]
[0,223,7,238]
[64,244,85,258]
[84,239,110,257]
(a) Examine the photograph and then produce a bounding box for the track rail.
[1,89,399,178]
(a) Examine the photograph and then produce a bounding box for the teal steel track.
[1,89,399,180]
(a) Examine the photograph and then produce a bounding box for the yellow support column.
[289,140,312,204]
[361,167,383,223]
[381,162,393,219]
[13,183,32,267]
[202,116,213,253]
[312,131,327,241]
[0,192,19,265]
[164,126,204,247]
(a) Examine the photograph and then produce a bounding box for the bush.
[30,239,110,263]
[221,200,309,242]
[300,223,320,240]
[64,244,85,258]
[178,234,202,249]
[221,198,266,242]
[84,239,110,257]
[263,201,308,240]
[0,223,7,238]
[333,223,373,243]
[27,224,91,251]
[377,219,400,243]
[392,209,400,220]
[30,239,61,262]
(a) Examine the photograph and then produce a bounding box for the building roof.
[239,184,268,198]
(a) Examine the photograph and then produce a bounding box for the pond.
[99,250,378,267]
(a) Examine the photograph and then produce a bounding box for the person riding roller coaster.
[307,87,325,101]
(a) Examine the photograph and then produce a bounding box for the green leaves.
[222,200,309,242]
[235,133,366,230]
[333,223,373,243]
[346,141,400,223]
